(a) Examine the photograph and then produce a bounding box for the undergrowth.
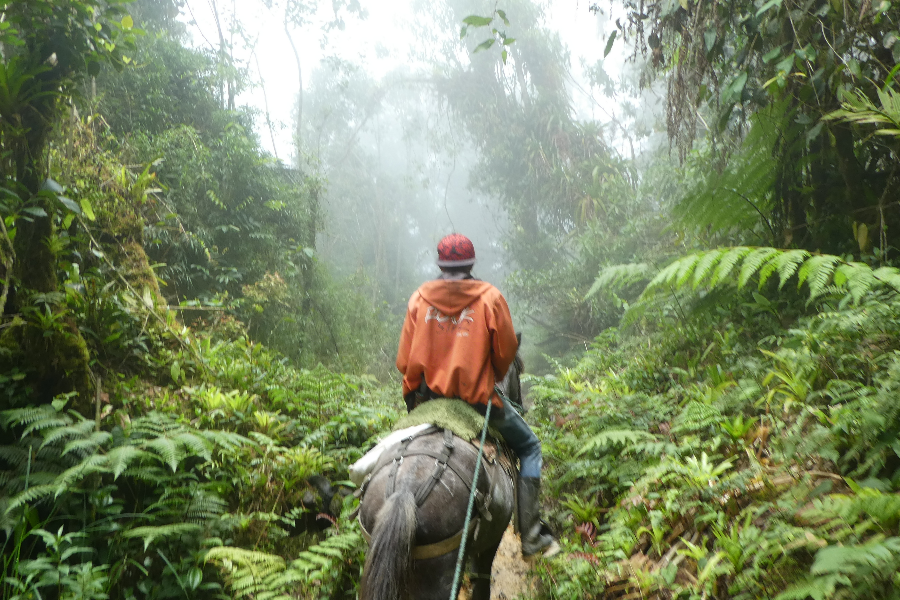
[532,268,900,599]
[1,330,401,600]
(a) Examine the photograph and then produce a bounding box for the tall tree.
[623,0,900,253]
[0,0,137,410]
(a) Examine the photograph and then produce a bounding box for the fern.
[738,247,779,288]
[577,429,657,456]
[52,454,111,494]
[105,446,154,480]
[122,523,204,551]
[692,249,724,289]
[811,536,900,576]
[145,436,184,473]
[675,109,781,235]
[40,419,94,449]
[287,531,363,582]
[585,263,652,299]
[4,484,56,512]
[206,547,290,599]
[183,489,227,522]
[774,575,844,600]
[61,431,112,457]
[672,401,724,435]
[808,489,900,529]
[1,406,71,433]
[206,531,363,599]
[635,247,900,304]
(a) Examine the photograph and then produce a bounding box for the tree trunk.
[1,87,93,414]
[302,179,319,313]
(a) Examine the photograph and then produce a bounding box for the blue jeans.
[489,394,542,478]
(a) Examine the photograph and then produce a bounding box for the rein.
[449,397,493,600]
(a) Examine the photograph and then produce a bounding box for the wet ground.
[460,526,535,600]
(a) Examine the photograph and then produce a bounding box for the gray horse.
[358,353,524,600]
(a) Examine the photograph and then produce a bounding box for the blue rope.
[449,399,493,600]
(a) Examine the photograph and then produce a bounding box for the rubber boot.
[518,476,560,558]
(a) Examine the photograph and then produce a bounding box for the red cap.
[437,233,476,267]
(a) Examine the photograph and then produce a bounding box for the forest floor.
[460,526,535,600]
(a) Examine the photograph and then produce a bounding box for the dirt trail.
[460,526,535,600]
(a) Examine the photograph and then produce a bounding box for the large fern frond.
[5,484,57,513]
[641,247,900,303]
[675,108,782,235]
[206,531,363,598]
[577,429,657,456]
[585,263,653,298]
[123,523,204,551]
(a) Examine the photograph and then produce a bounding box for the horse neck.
[498,353,523,406]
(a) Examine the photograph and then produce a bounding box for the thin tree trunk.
[284,23,303,156]
[255,53,280,162]
[302,180,318,313]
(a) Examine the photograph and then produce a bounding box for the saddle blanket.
[349,399,504,488]
[349,424,432,487]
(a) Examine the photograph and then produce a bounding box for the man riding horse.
[396,233,559,558]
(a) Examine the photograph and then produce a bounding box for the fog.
[178,0,668,365]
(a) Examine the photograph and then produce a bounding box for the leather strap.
[370,428,494,521]
[413,429,455,505]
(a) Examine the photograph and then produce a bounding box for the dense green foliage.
[4,0,900,598]
[1,330,399,599]
[531,268,900,598]
[621,0,900,254]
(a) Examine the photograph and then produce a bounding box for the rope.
[449,398,493,600]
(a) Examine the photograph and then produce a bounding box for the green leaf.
[58,196,81,214]
[704,29,716,53]
[123,524,202,551]
[41,179,63,194]
[604,31,617,58]
[756,0,782,15]
[460,25,468,39]
[121,15,134,29]
[473,39,496,53]
[496,9,509,25]
[21,207,47,218]
[80,198,96,221]
[462,15,493,27]
[722,72,748,103]
[185,567,202,590]
[776,54,795,74]
[762,46,784,63]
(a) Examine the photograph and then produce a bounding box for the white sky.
[180,0,644,161]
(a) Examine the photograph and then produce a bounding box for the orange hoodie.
[396,279,519,409]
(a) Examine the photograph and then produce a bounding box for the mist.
[172,0,670,372]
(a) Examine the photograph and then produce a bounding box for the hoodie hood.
[417,280,494,315]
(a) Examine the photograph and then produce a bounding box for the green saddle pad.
[393,398,501,442]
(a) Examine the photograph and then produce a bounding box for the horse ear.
[516,332,522,346]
